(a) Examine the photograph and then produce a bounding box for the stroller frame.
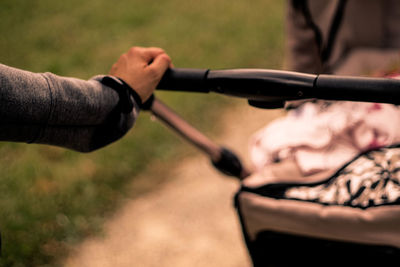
[147,68,400,266]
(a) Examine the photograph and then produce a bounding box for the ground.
[64,102,283,267]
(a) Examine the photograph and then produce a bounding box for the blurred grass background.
[0,0,285,266]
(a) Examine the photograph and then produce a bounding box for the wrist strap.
[101,76,141,113]
[141,94,155,110]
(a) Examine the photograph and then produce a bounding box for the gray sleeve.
[0,63,139,152]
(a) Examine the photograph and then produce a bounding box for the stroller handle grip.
[157,68,400,107]
[314,75,400,104]
[157,68,210,92]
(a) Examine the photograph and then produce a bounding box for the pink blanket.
[250,99,400,175]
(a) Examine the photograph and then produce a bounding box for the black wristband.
[101,76,141,113]
[141,94,155,110]
[117,78,143,109]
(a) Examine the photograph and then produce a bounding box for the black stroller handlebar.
[151,67,400,180]
[157,68,400,108]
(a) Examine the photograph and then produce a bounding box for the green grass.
[0,0,285,266]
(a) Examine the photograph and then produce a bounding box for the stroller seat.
[236,145,400,266]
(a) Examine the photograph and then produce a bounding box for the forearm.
[0,63,138,152]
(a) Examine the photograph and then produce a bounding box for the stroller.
[147,68,400,266]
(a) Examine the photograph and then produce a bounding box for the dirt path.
[64,102,283,267]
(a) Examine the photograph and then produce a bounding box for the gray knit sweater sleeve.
[0,63,139,152]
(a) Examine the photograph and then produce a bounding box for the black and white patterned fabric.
[284,146,400,209]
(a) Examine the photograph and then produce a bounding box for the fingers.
[147,54,172,79]
[127,46,166,63]
[127,46,172,81]
[108,46,172,102]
